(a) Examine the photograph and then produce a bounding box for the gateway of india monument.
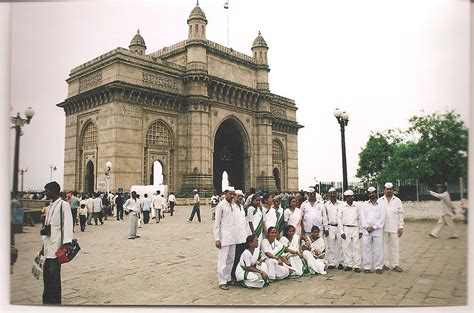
[58,2,302,194]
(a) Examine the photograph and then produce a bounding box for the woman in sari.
[260,227,292,281]
[272,196,285,236]
[280,224,305,276]
[235,234,269,288]
[302,225,327,275]
[262,194,275,229]
[247,194,266,248]
[284,197,302,235]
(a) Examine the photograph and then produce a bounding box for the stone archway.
[213,118,248,192]
[85,160,95,194]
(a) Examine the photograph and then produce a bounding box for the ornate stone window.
[273,140,283,162]
[146,121,172,146]
[81,122,97,149]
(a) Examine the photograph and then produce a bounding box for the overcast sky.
[8,0,470,191]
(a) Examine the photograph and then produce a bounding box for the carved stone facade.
[58,3,302,193]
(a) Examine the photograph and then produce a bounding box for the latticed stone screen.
[146,121,171,146]
[273,140,283,161]
[82,122,97,147]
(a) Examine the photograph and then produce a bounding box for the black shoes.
[354,268,361,273]
[344,266,352,271]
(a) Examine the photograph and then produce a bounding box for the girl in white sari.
[260,227,292,281]
[235,234,269,288]
[280,224,305,276]
[272,197,285,237]
[302,225,328,275]
[246,195,266,249]
[284,197,302,235]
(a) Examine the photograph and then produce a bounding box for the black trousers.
[143,211,150,224]
[93,212,103,225]
[169,201,175,216]
[43,258,61,304]
[79,215,86,231]
[231,243,246,281]
[189,204,201,222]
[71,208,78,227]
[117,207,124,220]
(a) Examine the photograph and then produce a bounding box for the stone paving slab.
[9,205,468,307]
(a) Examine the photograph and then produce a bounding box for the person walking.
[211,192,219,220]
[68,192,80,229]
[39,181,73,304]
[86,193,94,225]
[152,190,164,223]
[124,191,141,239]
[115,192,124,221]
[324,187,344,270]
[79,196,88,232]
[213,187,238,290]
[188,189,201,223]
[168,192,176,216]
[92,193,103,225]
[428,184,458,239]
[361,187,385,274]
[338,190,362,273]
[141,194,152,224]
[379,182,405,272]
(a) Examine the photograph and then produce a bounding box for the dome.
[188,3,207,23]
[252,31,268,48]
[129,29,146,48]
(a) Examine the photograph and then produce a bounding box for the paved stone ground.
[9,205,468,306]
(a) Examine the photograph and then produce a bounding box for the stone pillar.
[255,97,276,192]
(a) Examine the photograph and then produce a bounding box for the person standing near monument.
[168,192,176,216]
[151,191,164,223]
[338,190,362,273]
[123,191,141,239]
[301,188,327,238]
[188,189,201,223]
[141,194,152,224]
[428,184,459,239]
[361,187,385,274]
[115,192,124,221]
[39,181,73,304]
[324,187,344,270]
[68,192,80,229]
[378,182,404,272]
[213,187,238,290]
[230,189,248,284]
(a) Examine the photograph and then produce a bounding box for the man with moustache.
[324,187,344,270]
[230,189,248,284]
[338,190,362,273]
[301,187,328,238]
[361,187,385,274]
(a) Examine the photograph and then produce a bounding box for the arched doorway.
[150,160,164,185]
[213,118,247,192]
[273,167,281,192]
[85,160,95,194]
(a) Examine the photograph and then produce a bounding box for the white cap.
[307,187,316,193]
[384,182,394,189]
[235,189,244,196]
[367,186,376,192]
[193,189,198,192]
[224,186,235,192]
[328,187,336,193]
[343,190,354,196]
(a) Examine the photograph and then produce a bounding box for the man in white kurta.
[213,187,238,290]
[324,187,344,270]
[428,185,458,239]
[378,182,404,272]
[361,187,385,274]
[123,191,141,239]
[301,188,327,237]
[338,190,362,272]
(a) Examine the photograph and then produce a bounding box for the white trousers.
[302,250,327,275]
[217,244,236,285]
[342,227,361,269]
[383,232,400,268]
[242,263,268,289]
[430,214,458,237]
[363,234,383,270]
[128,213,138,238]
[264,258,290,280]
[327,225,344,266]
[287,255,304,276]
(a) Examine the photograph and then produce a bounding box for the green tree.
[357,111,468,186]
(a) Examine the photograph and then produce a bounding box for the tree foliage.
[357,111,468,186]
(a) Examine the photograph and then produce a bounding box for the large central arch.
[213,117,249,192]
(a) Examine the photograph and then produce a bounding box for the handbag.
[55,202,81,264]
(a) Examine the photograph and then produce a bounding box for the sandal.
[219,284,229,290]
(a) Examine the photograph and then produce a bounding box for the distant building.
[58,2,302,193]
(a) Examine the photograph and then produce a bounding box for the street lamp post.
[104,161,112,194]
[19,169,28,192]
[49,165,57,181]
[334,108,349,192]
[11,107,34,196]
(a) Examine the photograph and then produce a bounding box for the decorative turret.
[129,29,146,55]
[187,1,207,40]
[251,31,268,65]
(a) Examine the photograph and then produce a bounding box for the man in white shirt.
[92,193,104,225]
[86,193,94,225]
[428,184,458,239]
[213,187,237,290]
[301,187,327,237]
[168,192,176,216]
[40,181,73,304]
[151,191,164,223]
[338,190,362,272]
[123,191,141,239]
[378,182,404,272]
[324,187,344,270]
[361,187,385,274]
[230,189,248,284]
[210,192,219,220]
[141,194,152,224]
[188,189,201,223]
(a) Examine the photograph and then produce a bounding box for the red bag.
[55,202,80,264]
